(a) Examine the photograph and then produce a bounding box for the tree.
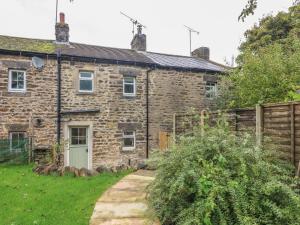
[239,0,299,22]
[216,4,300,109]
[238,4,300,64]
[217,38,300,109]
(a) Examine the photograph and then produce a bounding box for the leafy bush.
[148,120,300,225]
[217,39,300,109]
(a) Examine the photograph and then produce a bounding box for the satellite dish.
[32,57,45,70]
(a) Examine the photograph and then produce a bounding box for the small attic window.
[8,70,26,92]
[123,77,136,96]
[79,72,94,93]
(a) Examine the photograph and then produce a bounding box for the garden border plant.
[148,118,300,225]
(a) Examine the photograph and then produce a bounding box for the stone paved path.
[89,170,159,225]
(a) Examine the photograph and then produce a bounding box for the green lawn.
[0,164,129,225]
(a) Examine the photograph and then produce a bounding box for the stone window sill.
[121,95,136,100]
[76,91,95,96]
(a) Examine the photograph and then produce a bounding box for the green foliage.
[217,38,300,109]
[238,4,300,63]
[239,0,258,22]
[218,4,300,109]
[148,121,300,225]
[0,164,129,225]
[239,1,299,22]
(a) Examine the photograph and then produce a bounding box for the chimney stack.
[55,12,69,44]
[192,47,210,61]
[131,25,147,51]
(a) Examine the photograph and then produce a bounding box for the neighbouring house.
[0,13,226,169]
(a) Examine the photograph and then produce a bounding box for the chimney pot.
[59,12,65,24]
[131,26,147,51]
[55,12,69,43]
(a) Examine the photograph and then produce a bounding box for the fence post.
[290,103,295,166]
[27,137,31,164]
[234,110,238,132]
[256,104,264,146]
[200,110,208,136]
[173,113,176,142]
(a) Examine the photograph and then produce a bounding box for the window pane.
[12,72,19,81]
[124,138,134,147]
[71,137,78,145]
[80,72,92,78]
[206,82,217,98]
[124,84,134,94]
[78,137,87,145]
[71,128,78,137]
[18,81,24,89]
[10,71,25,90]
[124,77,134,83]
[10,132,25,150]
[11,81,18,89]
[18,133,25,139]
[80,80,93,91]
[17,72,24,80]
[78,128,86,137]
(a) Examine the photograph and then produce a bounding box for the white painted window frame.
[78,71,94,93]
[8,70,26,92]
[123,76,136,96]
[122,131,136,151]
[205,82,218,99]
[9,132,26,152]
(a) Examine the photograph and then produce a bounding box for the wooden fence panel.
[173,101,300,168]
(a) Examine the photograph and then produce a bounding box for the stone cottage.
[0,13,226,169]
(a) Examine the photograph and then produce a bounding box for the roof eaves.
[0,49,226,74]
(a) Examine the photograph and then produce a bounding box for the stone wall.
[0,55,57,151]
[0,54,220,169]
[60,61,147,168]
[148,69,218,149]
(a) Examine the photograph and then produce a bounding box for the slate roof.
[141,52,226,72]
[0,35,226,73]
[60,42,153,64]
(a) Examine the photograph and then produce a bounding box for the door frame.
[64,121,93,169]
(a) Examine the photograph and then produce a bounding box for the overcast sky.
[0,0,293,64]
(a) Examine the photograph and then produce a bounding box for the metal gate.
[0,138,31,164]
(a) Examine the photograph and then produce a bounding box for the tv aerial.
[120,12,146,37]
[184,25,199,56]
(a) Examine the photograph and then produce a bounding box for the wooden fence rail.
[173,101,300,168]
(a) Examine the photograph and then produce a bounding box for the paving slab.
[89,170,159,225]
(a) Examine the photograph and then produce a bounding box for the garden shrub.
[148,120,300,225]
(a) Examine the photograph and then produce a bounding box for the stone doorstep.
[91,202,148,219]
[90,218,159,225]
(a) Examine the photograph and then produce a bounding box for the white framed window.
[122,131,135,151]
[123,77,136,96]
[70,127,87,145]
[8,70,26,92]
[79,72,94,93]
[9,132,26,152]
[205,82,217,99]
